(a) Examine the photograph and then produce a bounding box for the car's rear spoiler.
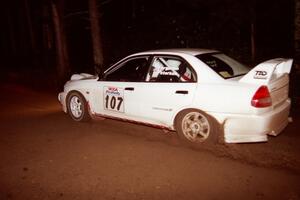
[239,58,293,84]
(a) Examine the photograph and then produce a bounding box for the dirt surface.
[0,83,300,200]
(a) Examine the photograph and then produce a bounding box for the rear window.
[196,53,250,79]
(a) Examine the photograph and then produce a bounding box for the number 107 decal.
[104,86,124,112]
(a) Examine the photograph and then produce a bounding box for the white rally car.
[58,49,293,144]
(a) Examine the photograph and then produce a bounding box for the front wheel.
[175,109,217,144]
[66,91,90,122]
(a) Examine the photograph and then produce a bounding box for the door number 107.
[105,95,123,111]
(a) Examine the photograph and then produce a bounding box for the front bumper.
[212,99,291,143]
[58,92,67,113]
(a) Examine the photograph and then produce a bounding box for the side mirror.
[94,64,105,81]
[97,71,105,81]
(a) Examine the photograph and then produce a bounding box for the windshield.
[196,53,250,79]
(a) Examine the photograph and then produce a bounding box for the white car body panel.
[58,49,293,143]
[93,82,198,128]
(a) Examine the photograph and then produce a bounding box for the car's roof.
[132,48,219,56]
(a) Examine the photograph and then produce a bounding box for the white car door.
[134,55,198,127]
[96,56,151,120]
[93,55,197,128]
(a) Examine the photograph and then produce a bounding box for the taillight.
[251,86,272,108]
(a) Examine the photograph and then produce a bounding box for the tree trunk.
[42,2,53,69]
[295,0,300,65]
[131,0,136,20]
[51,0,69,82]
[5,6,17,56]
[24,0,39,67]
[88,0,104,75]
[251,22,256,63]
[249,1,256,64]
[24,0,36,54]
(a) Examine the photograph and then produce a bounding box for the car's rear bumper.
[211,99,291,143]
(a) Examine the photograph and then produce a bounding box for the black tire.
[175,109,218,145]
[66,91,91,122]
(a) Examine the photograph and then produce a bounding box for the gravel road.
[0,84,299,200]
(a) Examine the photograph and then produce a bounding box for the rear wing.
[239,58,293,84]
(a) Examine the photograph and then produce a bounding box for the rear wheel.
[175,109,217,144]
[66,91,90,122]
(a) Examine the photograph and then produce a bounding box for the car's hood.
[70,73,98,81]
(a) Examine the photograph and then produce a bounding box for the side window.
[146,56,196,82]
[104,57,149,82]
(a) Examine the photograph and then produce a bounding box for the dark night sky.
[0,0,296,76]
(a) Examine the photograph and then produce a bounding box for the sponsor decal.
[103,86,124,112]
[159,71,179,76]
[105,87,121,96]
[152,107,172,112]
[254,70,268,79]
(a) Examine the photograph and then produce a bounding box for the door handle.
[175,90,188,94]
[125,87,134,91]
